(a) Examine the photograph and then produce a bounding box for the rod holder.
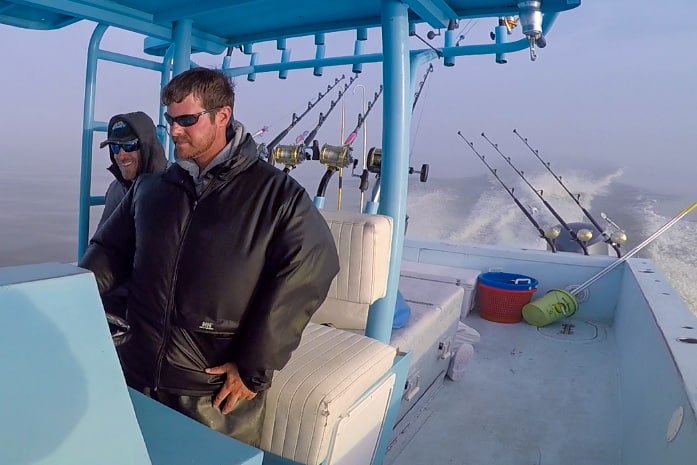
[494,24,508,64]
[443,20,456,67]
[247,52,257,81]
[314,33,325,76]
[353,39,364,74]
[279,49,290,79]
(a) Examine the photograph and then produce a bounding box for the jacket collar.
[162,133,260,195]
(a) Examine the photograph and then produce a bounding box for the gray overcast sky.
[1,0,696,195]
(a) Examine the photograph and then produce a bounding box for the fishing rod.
[513,129,623,257]
[343,85,383,147]
[272,74,359,173]
[265,74,346,157]
[362,76,430,213]
[338,96,346,210]
[350,84,370,212]
[571,202,697,297]
[305,75,359,156]
[600,212,628,243]
[412,63,434,112]
[458,131,558,252]
[481,132,590,255]
[315,85,383,203]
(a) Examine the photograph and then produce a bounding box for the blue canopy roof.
[1,0,579,53]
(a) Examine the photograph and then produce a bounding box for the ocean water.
[2,158,695,316]
[404,169,697,316]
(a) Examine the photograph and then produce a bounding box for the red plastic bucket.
[476,276,538,323]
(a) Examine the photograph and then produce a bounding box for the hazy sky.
[1,0,696,195]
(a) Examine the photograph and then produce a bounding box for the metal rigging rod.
[481,132,590,255]
[512,129,624,257]
[458,132,558,252]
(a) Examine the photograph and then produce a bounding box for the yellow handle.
[680,202,697,216]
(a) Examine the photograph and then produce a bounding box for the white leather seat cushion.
[261,323,396,465]
[311,211,393,329]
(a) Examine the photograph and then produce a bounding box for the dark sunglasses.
[109,140,139,153]
[164,107,220,128]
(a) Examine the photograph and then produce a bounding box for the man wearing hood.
[98,112,168,227]
[96,112,168,317]
[79,68,339,446]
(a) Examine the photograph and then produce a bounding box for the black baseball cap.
[99,120,137,148]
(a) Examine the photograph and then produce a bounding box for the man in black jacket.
[96,112,168,317]
[98,112,168,228]
[79,68,340,446]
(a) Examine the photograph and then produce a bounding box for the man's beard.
[174,129,216,161]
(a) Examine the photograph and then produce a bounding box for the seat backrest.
[311,210,393,330]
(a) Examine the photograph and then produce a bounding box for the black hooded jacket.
[98,112,168,228]
[79,131,340,395]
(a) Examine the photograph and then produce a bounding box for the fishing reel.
[409,164,429,182]
[601,212,629,247]
[271,144,306,171]
[366,147,382,174]
[544,226,561,240]
[367,147,429,182]
[610,231,628,246]
[319,143,353,170]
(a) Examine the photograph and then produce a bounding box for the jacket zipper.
[153,172,220,390]
[153,198,198,390]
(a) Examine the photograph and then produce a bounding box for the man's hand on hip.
[206,362,256,414]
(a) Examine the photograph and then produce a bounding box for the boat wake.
[406,167,697,316]
[637,197,697,315]
[408,168,624,247]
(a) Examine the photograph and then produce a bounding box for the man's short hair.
[161,68,235,117]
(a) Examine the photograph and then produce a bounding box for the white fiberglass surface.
[391,314,620,465]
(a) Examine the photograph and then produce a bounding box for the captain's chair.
[311,210,393,330]
[261,211,397,465]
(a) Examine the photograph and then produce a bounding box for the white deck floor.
[389,314,621,465]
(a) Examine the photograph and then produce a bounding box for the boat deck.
[390,314,621,465]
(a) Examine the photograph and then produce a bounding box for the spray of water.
[408,168,624,246]
[520,167,625,225]
[407,168,696,317]
[636,198,697,316]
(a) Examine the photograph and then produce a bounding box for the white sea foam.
[405,168,697,317]
[635,198,697,316]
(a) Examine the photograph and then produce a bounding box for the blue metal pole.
[77,24,108,260]
[365,0,410,344]
[313,197,326,209]
[172,19,193,77]
[160,46,174,159]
